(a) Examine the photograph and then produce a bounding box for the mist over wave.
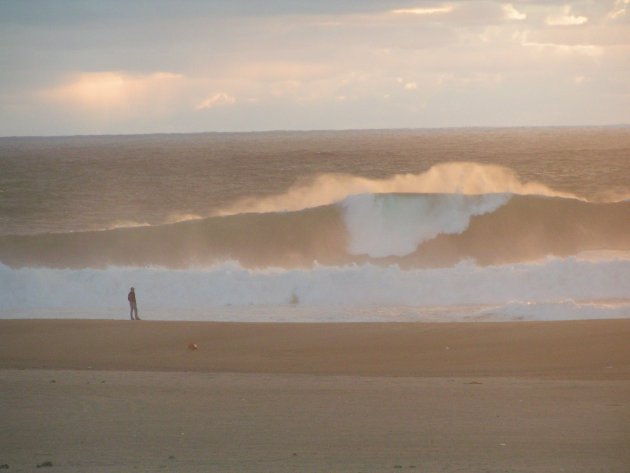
[220,162,581,216]
[81,162,578,232]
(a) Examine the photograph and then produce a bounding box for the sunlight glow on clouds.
[609,0,630,19]
[1,0,629,135]
[520,38,602,57]
[574,75,588,85]
[196,93,237,110]
[44,72,183,110]
[503,4,526,21]
[392,6,453,16]
[545,6,588,26]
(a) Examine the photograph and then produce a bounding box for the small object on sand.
[168,456,176,460]
[0,464,9,469]
[188,343,199,351]
[36,461,53,468]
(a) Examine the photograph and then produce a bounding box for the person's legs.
[129,302,135,320]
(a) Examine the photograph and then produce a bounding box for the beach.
[2,1,630,470]
[1,319,629,472]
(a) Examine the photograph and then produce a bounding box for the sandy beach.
[1,319,629,472]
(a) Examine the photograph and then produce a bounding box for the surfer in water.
[128,287,140,320]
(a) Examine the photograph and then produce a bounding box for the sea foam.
[1,256,629,322]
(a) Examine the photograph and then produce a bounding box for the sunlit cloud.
[503,4,526,21]
[523,41,602,56]
[2,0,630,135]
[43,72,183,109]
[574,75,588,85]
[196,92,236,110]
[546,6,588,26]
[392,6,453,16]
[608,0,630,19]
[515,30,602,56]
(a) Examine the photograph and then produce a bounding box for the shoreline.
[1,318,628,379]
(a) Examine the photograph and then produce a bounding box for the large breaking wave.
[0,194,628,269]
[2,162,629,322]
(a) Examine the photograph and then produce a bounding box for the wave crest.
[220,162,579,215]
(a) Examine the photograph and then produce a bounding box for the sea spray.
[341,193,510,257]
[219,162,579,216]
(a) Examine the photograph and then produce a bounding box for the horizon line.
[1,123,629,140]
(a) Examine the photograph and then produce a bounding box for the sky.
[1,0,629,136]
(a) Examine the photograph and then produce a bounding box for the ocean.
[1,127,629,322]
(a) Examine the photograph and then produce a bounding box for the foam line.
[2,257,629,323]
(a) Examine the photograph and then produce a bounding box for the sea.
[1,127,629,322]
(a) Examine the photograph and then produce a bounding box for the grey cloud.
[0,0,452,26]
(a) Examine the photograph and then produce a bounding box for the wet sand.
[1,319,629,472]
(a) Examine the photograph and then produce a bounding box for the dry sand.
[1,319,629,472]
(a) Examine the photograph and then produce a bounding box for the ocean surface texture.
[1,128,629,322]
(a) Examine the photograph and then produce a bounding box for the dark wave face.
[1,194,629,270]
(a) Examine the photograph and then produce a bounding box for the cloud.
[546,6,588,26]
[522,41,602,57]
[392,6,453,16]
[196,92,236,110]
[574,75,588,85]
[3,0,630,135]
[42,72,183,109]
[608,0,630,20]
[503,4,526,21]
[515,31,602,57]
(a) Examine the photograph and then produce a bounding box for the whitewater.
[1,128,629,322]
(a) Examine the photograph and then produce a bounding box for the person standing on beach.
[128,287,140,320]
